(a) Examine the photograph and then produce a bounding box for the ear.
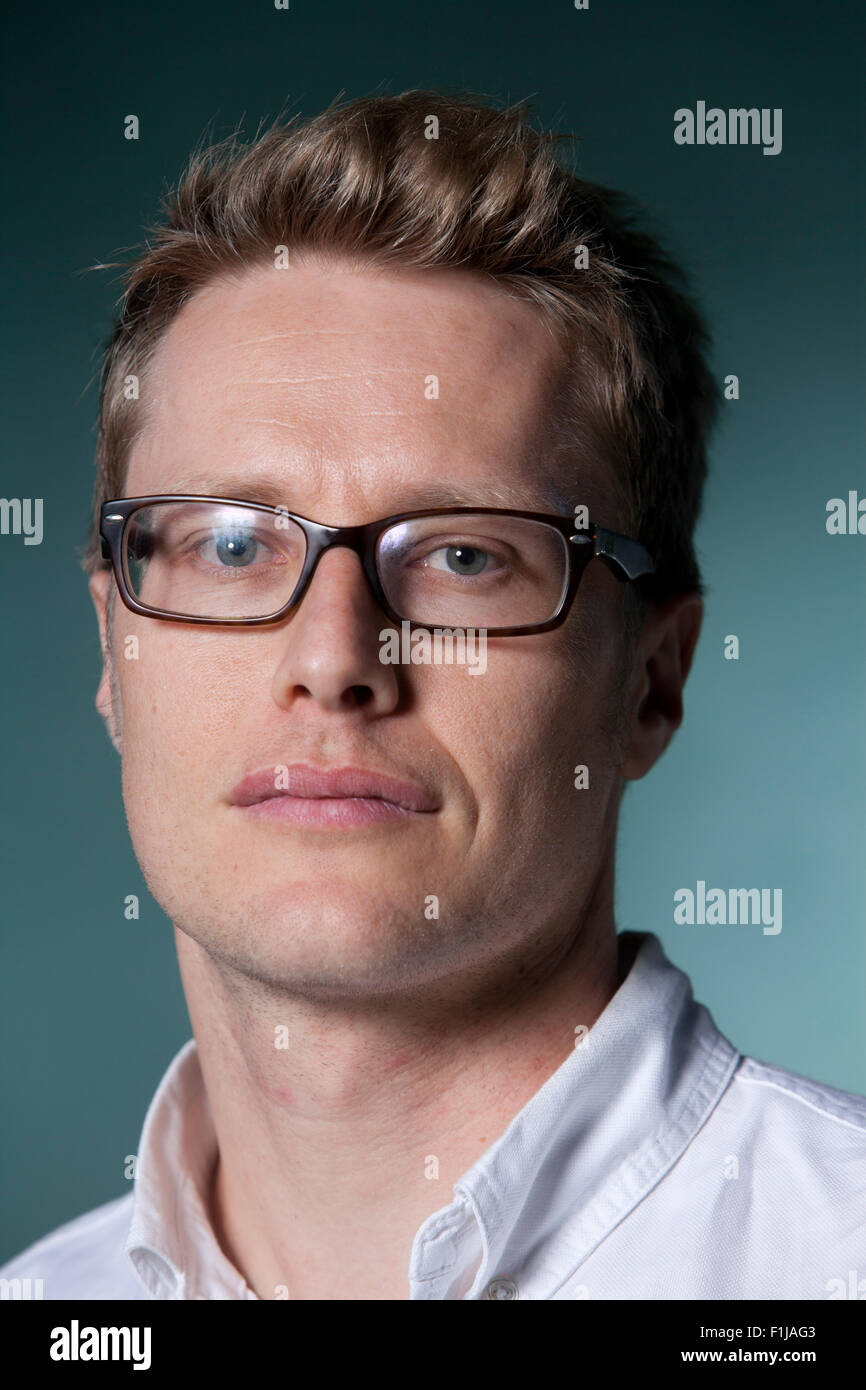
[619,593,702,781]
[88,568,122,755]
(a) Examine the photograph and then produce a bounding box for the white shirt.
[3,931,864,1300]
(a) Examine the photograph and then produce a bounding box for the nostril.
[344,684,375,708]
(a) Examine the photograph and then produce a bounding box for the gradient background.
[1,0,863,1262]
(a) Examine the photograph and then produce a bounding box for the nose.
[270,544,401,715]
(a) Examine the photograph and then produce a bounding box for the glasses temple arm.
[591,527,655,581]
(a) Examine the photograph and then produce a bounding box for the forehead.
[124,255,609,518]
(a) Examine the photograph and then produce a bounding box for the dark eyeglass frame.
[100,495,656,636]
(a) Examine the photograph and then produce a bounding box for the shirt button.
[484,1277,518,1300]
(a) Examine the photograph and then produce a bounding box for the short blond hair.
[81,89,719,599]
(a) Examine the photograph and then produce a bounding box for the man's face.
[92,255,638,998]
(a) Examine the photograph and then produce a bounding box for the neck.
[175,860,622,1301]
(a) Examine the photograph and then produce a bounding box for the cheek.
[116,634,244,824]
[437,647,612,822]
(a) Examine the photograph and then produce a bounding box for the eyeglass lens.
[121,501,570,625]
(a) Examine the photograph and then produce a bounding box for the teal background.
[1,0,863,1262]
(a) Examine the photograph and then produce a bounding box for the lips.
[228,763,439,813]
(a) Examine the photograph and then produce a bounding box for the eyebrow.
[133,472,579,516]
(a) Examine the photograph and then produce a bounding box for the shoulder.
[578,1053,866,1299]
[701,1053,866,1220]
[722,1053,866,1140]
[0,1193,146,1300]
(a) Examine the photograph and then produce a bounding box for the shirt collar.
[125,1038,256,1300]
[124,931,739,1299]
[409,930,740,1298]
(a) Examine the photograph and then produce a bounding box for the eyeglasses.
[100,496,655,635]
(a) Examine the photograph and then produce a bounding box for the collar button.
[483,1277,518,1300]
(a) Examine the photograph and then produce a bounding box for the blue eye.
[213,531,259,567]
[428,544,491,576]
[448,545,486,574]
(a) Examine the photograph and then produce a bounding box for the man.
[3,90,864,1301]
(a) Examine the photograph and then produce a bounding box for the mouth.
[227,763,440,827]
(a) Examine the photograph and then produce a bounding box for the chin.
[182,888,449,992]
